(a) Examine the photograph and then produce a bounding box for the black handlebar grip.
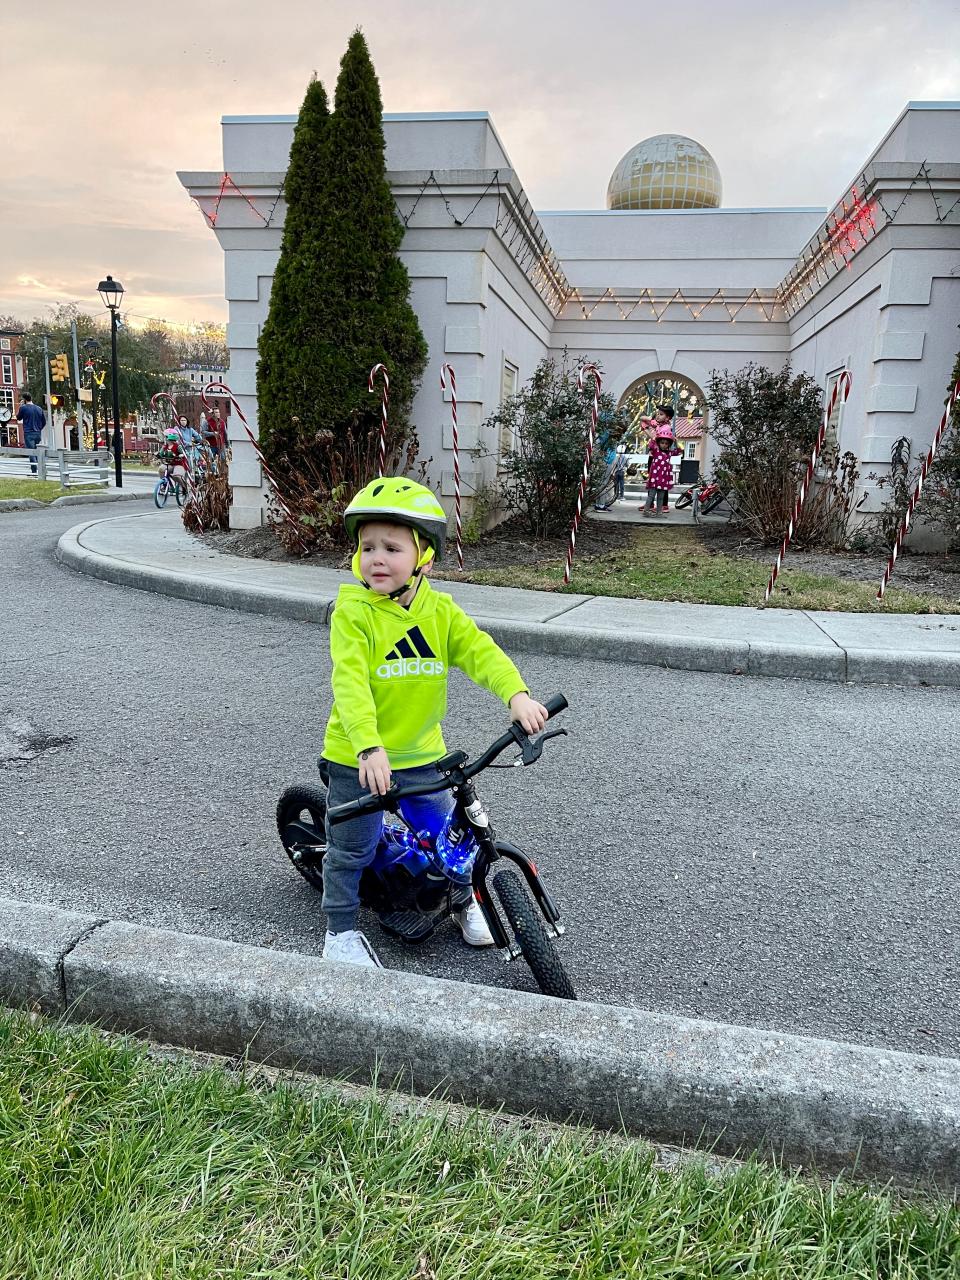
[328,794,383,825]
[543,693,568,719]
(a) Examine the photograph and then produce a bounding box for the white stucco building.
[179,102,960,529]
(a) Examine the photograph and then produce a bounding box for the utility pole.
[41,333,54,455]
[70,320,82,450]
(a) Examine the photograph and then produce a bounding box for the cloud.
[3,0,958,323]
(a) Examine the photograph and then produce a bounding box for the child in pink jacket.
[640,407,681,517]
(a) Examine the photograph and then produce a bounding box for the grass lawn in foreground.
[1,1010,957,1278]
[457,526,958,614]
[0,479,102,503]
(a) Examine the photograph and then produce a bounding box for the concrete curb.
[1,895,958,1185]
[1,491,152,513]
[56,520,960,687]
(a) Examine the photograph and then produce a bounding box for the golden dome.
[607,134,721,210]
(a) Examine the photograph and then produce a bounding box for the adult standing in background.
[16,393,46,474]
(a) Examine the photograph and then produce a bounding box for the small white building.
[179,102,960,529]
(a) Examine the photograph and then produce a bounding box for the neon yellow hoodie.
[322,578,528,769]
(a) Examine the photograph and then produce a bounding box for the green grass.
[455,527,959,613]
[0,479,101,503]
[0,1010,957,1278]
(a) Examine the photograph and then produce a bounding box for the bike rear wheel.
[674,491,693,510]
[276,784,328,891]
[492,869,576,1000]
[175,479,188,508]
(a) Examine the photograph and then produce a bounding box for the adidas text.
[376,658,446,679]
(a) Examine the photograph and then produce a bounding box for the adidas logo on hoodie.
[377,625,445,679]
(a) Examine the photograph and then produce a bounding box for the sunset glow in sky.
[2,0,957,329]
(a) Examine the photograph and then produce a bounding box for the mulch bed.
[199,516,636,574]
[697,522,960,601]
[200,516,960,602]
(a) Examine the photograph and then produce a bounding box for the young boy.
[156,429,189,485]
[320,477,548,968]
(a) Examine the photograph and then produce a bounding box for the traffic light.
[49,394,63,408]
[50,353,70,382]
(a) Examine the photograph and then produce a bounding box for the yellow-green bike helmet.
[344,477,448,594]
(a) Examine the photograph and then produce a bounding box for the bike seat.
[435,749,468,772]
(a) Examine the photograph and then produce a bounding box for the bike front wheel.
[674,491,693,510]
[492,869,576,1000]
[699,490,725,515]
[153,479,169,509]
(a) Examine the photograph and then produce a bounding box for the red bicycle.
[674,477,725,514]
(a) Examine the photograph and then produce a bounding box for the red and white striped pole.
[368,363,390,477]
[563,363,602,586]
[877,378,960,601]
[201,381,310,553]
[763,370,852,603]
[440,363,462,571]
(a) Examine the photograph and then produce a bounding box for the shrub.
[484,356,629,538]
[255,32,428,541]
[705,362,859,547]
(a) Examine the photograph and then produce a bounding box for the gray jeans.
[644,486,668,512]
[319,758,453,934]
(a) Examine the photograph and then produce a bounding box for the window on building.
[1,355,12,385]
[686,442,697,458]
[0,387,14,417]
[0,338,10,350]
[499,360,519,460]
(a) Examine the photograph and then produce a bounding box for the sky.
[2,0,958,330]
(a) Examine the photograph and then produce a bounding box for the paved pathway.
[59,508,960,688]
[1,500,958,1059]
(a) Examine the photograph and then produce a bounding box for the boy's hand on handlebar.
[509,692,549,735]
[358,746,392,796]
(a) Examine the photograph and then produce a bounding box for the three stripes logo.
[376,626,445,679]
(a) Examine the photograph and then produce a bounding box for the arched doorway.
[618,371,708,482]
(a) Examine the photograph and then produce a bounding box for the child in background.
[640,406,680,517]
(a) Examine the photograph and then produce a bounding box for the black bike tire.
[700,490,724,515]
[175,480,187,508]
[492,869,576,1001]
[154,480,168,510]
[276,784,328,891]
[674,492,693,510]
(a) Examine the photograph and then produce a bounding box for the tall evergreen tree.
[257,32,427,488]
[256,77,331,467]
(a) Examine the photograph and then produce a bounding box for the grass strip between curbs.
[450,526,959,613]
[0,1009,957,1278]
[0,479,101,503]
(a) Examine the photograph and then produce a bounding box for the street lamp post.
[97,275,125,488]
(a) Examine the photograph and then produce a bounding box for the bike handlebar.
[327,693,568,826]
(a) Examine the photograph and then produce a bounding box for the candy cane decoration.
[877,378,960,601]
[563,363,602,586]
[763,370,852,603]
[149,391,204,531]
[368,363,390,477]
[440,363,462,570]
[201,380,310,553]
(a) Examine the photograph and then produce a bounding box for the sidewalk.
[57,509,960,687]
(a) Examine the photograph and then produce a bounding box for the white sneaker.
[322,929,383,968]
[455,896,494,947]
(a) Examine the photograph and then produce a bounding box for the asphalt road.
[2,501,958,1059]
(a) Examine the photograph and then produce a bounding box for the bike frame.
[329,709,569,960]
